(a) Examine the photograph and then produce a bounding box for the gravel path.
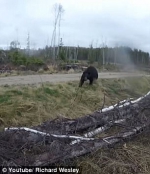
[0,72,148,86]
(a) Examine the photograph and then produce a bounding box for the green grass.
[0,94,11,103]
[0,76,149,130]
[43,87,59,97]
[9,89,23,95]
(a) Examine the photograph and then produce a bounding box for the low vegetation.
[0,77,150,173]
[8,50,44,66]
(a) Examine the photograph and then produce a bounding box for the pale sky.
[0,0,150,52]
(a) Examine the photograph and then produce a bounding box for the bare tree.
[114,43,118,65]
[101,37,107,70]
[74,46,79,62]
[57,5,64,58]
[50,3,64,61]
[27,32,30,56]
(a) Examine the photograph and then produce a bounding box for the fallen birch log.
[12,122,150,166]
[1,91,150,166]
[5,127,95,141]
[4,118,126,146]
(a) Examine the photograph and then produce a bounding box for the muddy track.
[0,72,148,86]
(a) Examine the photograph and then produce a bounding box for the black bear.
[79,66,98,87]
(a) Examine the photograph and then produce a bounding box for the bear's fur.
[79,66,98,87]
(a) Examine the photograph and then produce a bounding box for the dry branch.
[70,118,126,145]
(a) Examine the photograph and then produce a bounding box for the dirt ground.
[0,72,148,86]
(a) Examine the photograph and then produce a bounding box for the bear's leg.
[89,78,93,85]
[79,73,88,87]
[79,80,84,87]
